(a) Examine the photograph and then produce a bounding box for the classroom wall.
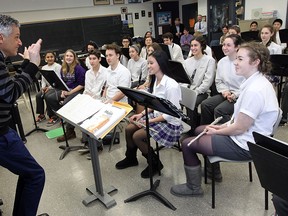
[179,0,197,21]
[1,1,154,39]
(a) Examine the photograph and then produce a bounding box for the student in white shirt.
[273,18,287,52]
[120,35,131,68]
[201,34,244,126]
[183,36,216,133]
[140,36,153,60]
[85,41,98,69]
[127,45,147,88]
[103,44,131,103]
[171,42,278,198]
[260,24,282,55]
[35,51,61,122]
[115,50,183,178]
[162,32,184,63]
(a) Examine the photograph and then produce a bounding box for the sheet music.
[56,94,105,124]
[80,103,126,138]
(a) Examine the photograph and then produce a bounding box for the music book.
[56,94,132,139]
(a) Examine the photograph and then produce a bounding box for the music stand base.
[124,179,176,211]
[82,184,117,209]
[59,145,83,160]
[25,127,48,137]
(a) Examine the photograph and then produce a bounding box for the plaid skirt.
[142,113,183,148]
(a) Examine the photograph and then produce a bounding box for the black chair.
[269,54,288,103]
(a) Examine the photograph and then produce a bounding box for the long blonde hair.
[61,49,79,76]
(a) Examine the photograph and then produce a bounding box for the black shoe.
[37,214,49,216]
[140,161,164,179]
[202,167,223,182]
[115,157,138,169]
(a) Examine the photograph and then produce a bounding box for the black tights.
[125,123,149,155]
[182,125,214,166]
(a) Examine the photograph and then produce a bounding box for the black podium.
[248,132,288,202]
[118,86,187,210]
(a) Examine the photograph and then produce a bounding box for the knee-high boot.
[170,164,204,197]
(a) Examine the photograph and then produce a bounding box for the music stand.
[118,86,187,211]
[241,31,260,42]
[121,47,130,60]
[40,70,82,160]
[211,45,225,62]
[279,29,288,43]
[159,44,172,60]
[248,132,288,202]
[24,85,48,136]
[168,60,191,84]
[269,54,288,103]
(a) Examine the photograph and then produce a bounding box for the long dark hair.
[148,50,171,93]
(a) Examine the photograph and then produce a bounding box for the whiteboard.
[0,0,92,13]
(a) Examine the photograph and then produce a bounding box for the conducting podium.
[56,94,132,209]
[118,86,187,210]
[248,132,288,203]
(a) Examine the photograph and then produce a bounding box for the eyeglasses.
[122,40,130,43]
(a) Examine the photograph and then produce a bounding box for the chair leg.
[212,162,215,209]
[155,142,161,176]
[265,189,269,210]
[248,162,253,182]
[204,156,208,184]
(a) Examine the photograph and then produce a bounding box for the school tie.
[199,22,201,30]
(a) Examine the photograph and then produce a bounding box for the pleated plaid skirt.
[142,113,183,148]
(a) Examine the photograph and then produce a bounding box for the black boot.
[115,147,138,169]
[205,159,223,182]
[141,149,163,179]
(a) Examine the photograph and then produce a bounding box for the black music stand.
[279,29,288,44]
[25,86,48,136]
[159,44,172,60]
[121,47,130,60]
[168,60,191,84]
[248,132,288,203]
[241,31,260,42]
[269,54,288,103]
[118,86,187,211]
[40,70,82,160]
[211,45,225,62]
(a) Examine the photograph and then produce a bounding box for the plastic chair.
[204,108,283,209]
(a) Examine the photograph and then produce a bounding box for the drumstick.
[187,116,223,146]
[124,117,158,133]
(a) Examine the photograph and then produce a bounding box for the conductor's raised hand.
[18,47,29,60]
[27,39,42,67]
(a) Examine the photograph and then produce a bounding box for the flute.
[124,117,158,133]
[187,116,223,147]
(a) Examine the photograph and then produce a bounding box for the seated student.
[219,25,229,45]
[188,32,212,57]
[227,25,241,36]
[273,18,287,52]
[140,36,153,60]
[170,42,279,197]
[120,35,131,67]
[260,24,282,55]
[162,32,185,63]
[45,49,86,140]
[250,21,258,31]
[103,44,131,103]
[138,42,163,91]
[183,36,216,134]
[201,34,245,126]
[35,51,61,123]
[85,41,99,69]
[127,44,147,88]
[81,49,109,151]
[115,50,183,178]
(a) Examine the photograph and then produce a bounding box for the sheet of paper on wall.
[80,103,126,139]
[56,94,105,124]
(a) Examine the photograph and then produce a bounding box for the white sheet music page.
[56,94,105,124]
